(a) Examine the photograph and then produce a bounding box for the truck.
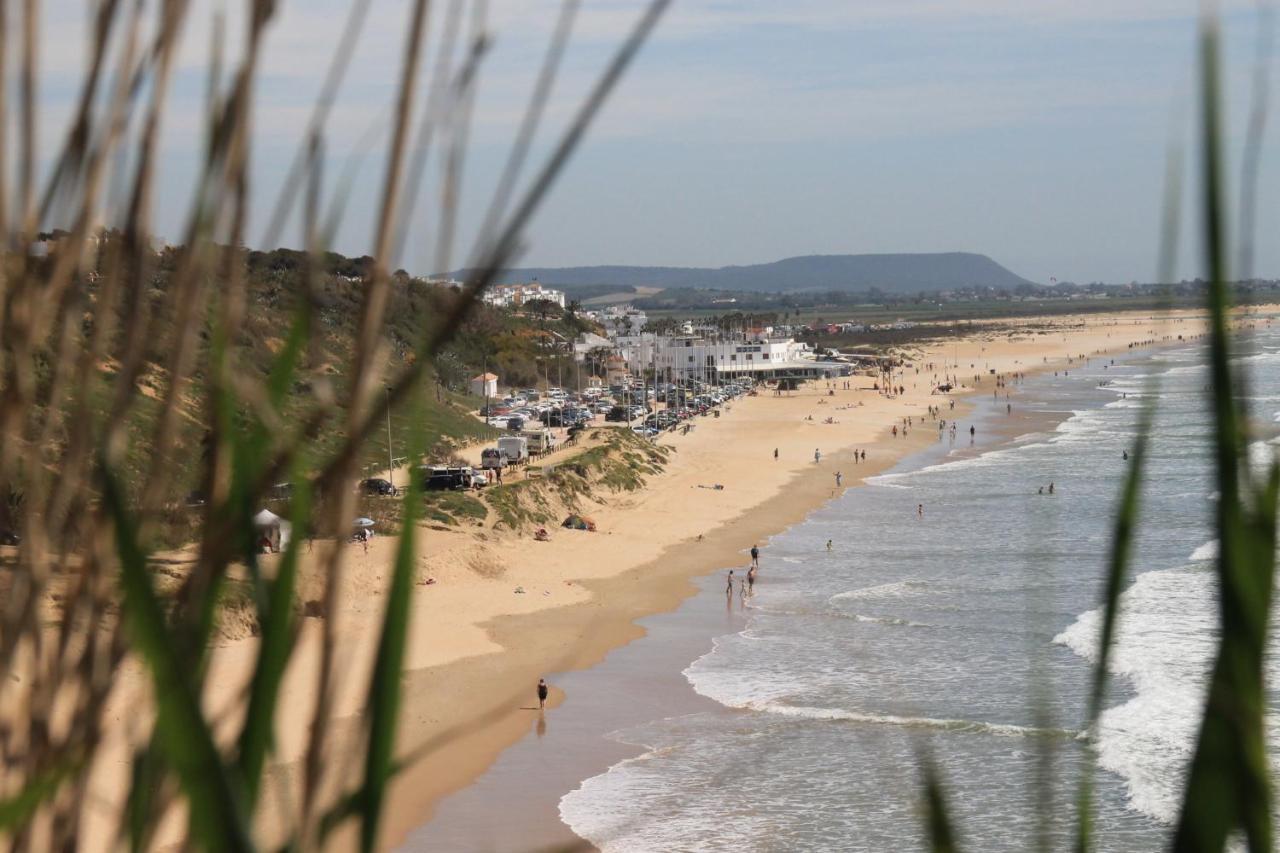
[521,428,555,456]
[496,435,529,465]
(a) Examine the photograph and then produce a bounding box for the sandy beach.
[79,307,1266,849]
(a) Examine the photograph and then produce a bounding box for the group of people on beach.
[726,546,762,598]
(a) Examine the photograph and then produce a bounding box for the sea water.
[560,328,1280,851]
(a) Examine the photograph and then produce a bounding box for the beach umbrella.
[353,517,375,529]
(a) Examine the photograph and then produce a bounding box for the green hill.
[458,252,1031,295]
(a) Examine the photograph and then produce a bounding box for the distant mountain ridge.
[458,252,1031,295]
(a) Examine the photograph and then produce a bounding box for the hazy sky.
[38,1,1280,283]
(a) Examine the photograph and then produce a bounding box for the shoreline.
[377,308,1249,849]
[80,307,1269,851]
[406,356,1074,852]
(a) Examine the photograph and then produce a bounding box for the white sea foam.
[1054,567,1222,824]
[755,703,1078,739]
[1189,540,1217,561]
[830,580,928,601]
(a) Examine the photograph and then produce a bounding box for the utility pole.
[385,385,394,488]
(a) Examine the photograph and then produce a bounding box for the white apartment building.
[596,304,648,336]
[481,281,567,309]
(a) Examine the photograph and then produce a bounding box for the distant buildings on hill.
[481,281,566,309]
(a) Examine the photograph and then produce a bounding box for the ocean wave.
[1053,566,1229,824]
[830,580,929,601]
[755,703,1079,739]
[864,476,912,490]
[1189,540,1217,561]
[749,602,927,628]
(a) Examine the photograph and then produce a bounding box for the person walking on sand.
[835,471,843,487]
[814,448,821,463]
[537,678,549,710]
[750,544,760,568]
[774,447,779,460]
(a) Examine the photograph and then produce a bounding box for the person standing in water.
[750,544,760,568]
[747,565,757,593]
[918,504,923,518]
[1048,482,1055,495]
[726,569,735,594]
[537,678,549,710]
[826,539,833,551]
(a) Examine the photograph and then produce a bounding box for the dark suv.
[361,478,395,496]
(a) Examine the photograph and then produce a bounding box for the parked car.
[361,478,395,496]
[606,405,630,422]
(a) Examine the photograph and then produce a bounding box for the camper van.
[481,448,506,470]
[521,428,555,456]
[497,435,529,465]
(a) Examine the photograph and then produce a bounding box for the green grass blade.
[268,303,309,408]
[357,384,426,851]
[921,753,961,853]
[1171,17,1277,853]
[101,463,252,851]
[1074,409,1150,853]
[0,752,83,828]
[126,743,162,853]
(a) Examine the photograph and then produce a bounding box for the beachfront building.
[615,333,658,375]
[481,281,566,310]
[650,333,844,382]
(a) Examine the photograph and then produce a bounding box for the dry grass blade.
[0,0,672,847]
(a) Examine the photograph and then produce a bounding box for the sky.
[34,0,1280,284]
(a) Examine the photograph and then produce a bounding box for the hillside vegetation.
[26,239,602,527]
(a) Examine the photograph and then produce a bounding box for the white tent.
[252,509,292,553]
